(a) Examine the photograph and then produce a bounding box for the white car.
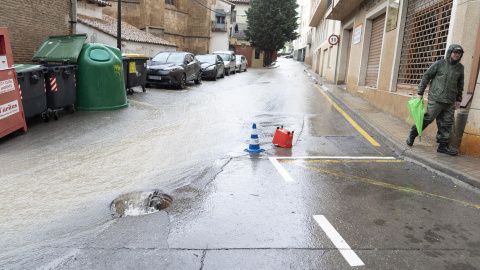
[213,51,237,75]
[235,55,248,72]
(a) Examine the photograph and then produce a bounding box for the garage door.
[365,14,386,88]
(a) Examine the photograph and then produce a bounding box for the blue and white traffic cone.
[245,123,265,153]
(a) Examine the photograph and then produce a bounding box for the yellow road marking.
[293,162,480,211]
[314,84,380,146]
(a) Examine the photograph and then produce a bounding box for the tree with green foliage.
[244,0,298,66]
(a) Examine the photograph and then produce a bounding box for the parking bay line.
[314,84,380,147]
[269,156,398,182]
[313,215,365,267]
[297,163,480,211]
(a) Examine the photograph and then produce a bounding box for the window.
[255,49,261,59]
[215,10,226,31]
[397,0,453,92]
[165,0,176,6]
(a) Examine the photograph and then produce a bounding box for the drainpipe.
[334,35,340,84]
[69,0,77,34]
[117,0,122,50]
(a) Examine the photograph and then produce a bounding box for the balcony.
[309,0,332,27]
[212,21,227,32]
[231,23,247,39]
[326,0,362,21]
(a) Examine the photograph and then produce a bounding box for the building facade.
[229,0,267,68]
[77,1,177,57]
[293,0,312,64]
[0,0,76,64]
[308,0,480,157]
[309,0,341,82]
[103,0,234,55]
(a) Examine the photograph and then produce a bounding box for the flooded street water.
[2,59,479,269]
[0,59,317,258]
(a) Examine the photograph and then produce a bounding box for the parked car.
[285,53,293,59]
[213,51,236,76]
[146,51,202,89]
[235,55,248,72]
[195,54,225,80]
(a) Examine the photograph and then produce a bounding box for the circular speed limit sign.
[328,34,339,46]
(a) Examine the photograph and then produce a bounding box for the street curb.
[304,69,480,189]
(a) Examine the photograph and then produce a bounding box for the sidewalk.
[303,67,480,189]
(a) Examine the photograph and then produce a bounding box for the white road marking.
[273,156,396,160]
[314,215,365,267]
[269,156,396,182]
[268,157,294,182]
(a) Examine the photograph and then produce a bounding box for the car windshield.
[236,57,241,63]
[216,53,230,61]
[196,55,216,64]
[152,52,185,63]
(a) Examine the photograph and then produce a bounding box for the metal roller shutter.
[397,0,453,93]
[366,14,386,88]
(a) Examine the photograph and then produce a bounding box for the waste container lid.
[31,34,88,63]
[123,54,148,57]
[15,64,45,73]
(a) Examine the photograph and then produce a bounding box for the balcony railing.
[231,23,247,39]
[212,21,226,32]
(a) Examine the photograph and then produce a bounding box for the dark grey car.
[196,54,225,81]
[146,51,202,89]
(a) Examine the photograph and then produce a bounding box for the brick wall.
[0,0,74,64]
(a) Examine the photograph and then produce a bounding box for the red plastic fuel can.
[272,126,294,148]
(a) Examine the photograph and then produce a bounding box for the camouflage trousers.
[409,100,455,143]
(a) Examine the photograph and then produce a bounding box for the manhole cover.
[110,190,172,217]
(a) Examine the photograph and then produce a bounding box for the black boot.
[437,143,458,156]
[406,126,419,146]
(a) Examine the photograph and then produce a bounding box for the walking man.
[406,44,465,156]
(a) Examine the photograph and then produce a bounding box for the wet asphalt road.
[1,58,480,269]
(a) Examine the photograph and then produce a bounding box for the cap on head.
[451,45,464,53]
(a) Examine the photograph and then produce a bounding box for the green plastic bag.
[406,97,425,141]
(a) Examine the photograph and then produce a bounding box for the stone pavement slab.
[303,68,480,189]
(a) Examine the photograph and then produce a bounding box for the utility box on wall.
[0,28,27,139]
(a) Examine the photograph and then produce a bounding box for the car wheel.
[213,68,217,81]
[244,66,247,72]
[237,66,241,73]
[232,68,236,74]
[221,69,225,78]
[194,71,202,84]
[177,74,186,89]
[226,68,230,76]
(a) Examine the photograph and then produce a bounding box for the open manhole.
[110,190,172,217]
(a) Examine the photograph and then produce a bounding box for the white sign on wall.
[354,23,363,45]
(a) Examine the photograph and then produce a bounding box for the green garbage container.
[31,34,88,120]
[75,43,128,111]
[15,64,49,120]
[122,54,148,94]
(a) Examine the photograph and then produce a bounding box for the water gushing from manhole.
[110,190,172,217]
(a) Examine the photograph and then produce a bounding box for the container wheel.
[42,112,50,123]
[53,111,59,120]
[142,86,146,92]
[68,104,75,114]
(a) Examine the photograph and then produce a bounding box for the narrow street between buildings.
[1,58,479,269]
